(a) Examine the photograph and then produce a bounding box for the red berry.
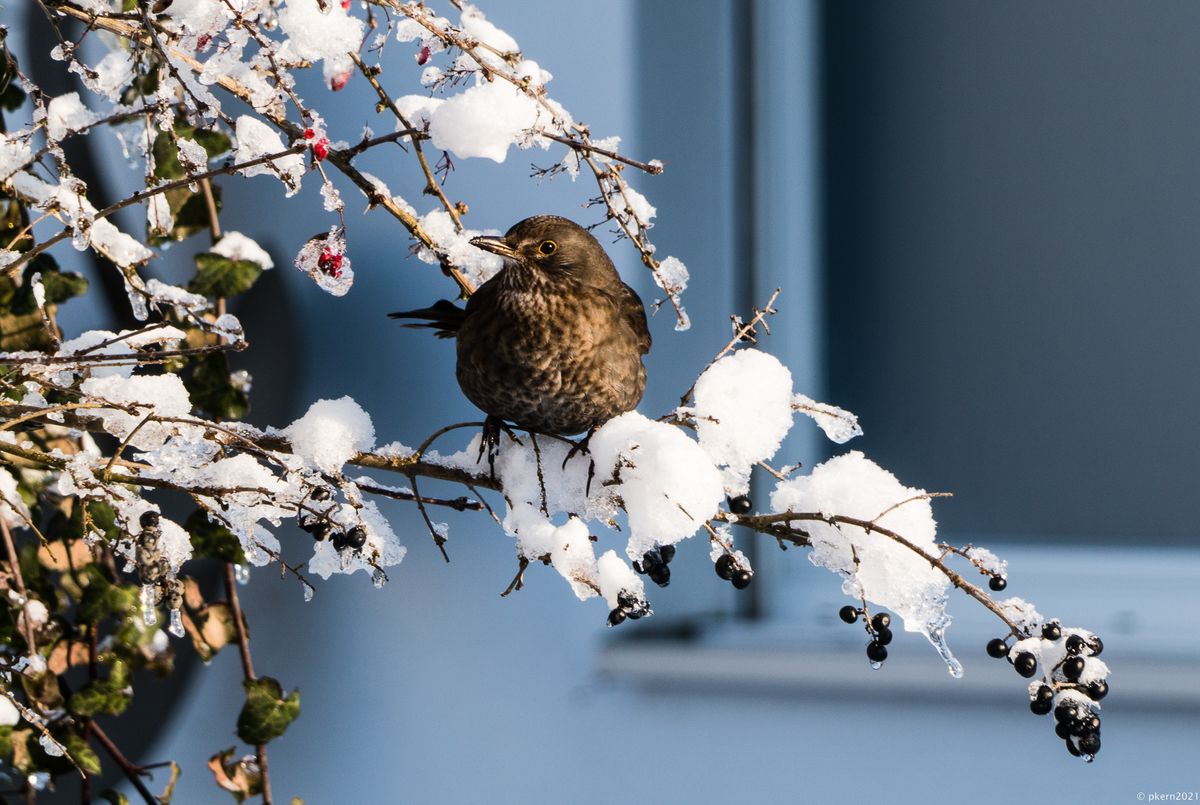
[341,0,351,8]
[330,70,352,91]
[318,248,343,278]
[417,46,432,65]
[196,34,211,51]
[304,127,315,140]
[313,138,330,161]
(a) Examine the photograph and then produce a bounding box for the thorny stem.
[48,3,476,296]
[89,722,157,805]
[678,288,782,408]
[349,51,463,231]
[224,562,274,805]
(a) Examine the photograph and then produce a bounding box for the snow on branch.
[0,1,1112,800]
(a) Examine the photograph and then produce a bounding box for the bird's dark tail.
[387,299,465,339]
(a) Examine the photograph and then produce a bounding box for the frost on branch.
[771,451,959,674]
[0,1,1117,794]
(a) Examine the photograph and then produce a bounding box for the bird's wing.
[614,281,652,355]
[387,298,466,339]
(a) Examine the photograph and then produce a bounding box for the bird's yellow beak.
[469,235,518,259]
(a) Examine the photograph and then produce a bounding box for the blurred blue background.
[6,1,1199,802]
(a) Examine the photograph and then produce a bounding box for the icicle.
[168,608,185,637]
[140,584,158,626]
[922,613,964,678]
[302,585,314,602]
[869,661,883,671]
[234,564,250,585]
[124,281,148,320]
[371,568,387,589]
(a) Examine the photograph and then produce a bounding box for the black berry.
[1034,684,1054,704]
[607,608,626,627]
[715,554,735,580]
[1062,656,1085,682]
[728,495,752,514]
[311,487,331,501]
[313,522,333,542]
[1065,634,1086,655]
[1065,737,1082,757]
[731,570,753,590]
[1042,623,1062,641]
[331,531,348,550]
[866,642,888,663]
[988,575,1007,592]
[1055,703,1079,723]
[1030,697,1053,716]
[839,605,859,624]
[874,627,893,646]
[345,526,367,550]
[986,638,1010,659]
[871,612,891,630]
[1088,636,1104,656]
[1078,732,1101,754]
[1055,721,1072,740]
[1013,652,1037,677]
[648,565,671,587]
[139,511,161,529]
[1086,679,1108,701]
[659,544,676,565]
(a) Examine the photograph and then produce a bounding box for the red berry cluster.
[318,247,343,278]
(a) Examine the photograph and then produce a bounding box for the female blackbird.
[391,215,651,446]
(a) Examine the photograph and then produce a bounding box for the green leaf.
[236,677,300,745]
[5,256,86,317]
[77,566,136,624]
[67,660,132,718]
[190,252,263,298]
[62,728,103,776]
[183,352,250,420]
[37,269,89,305]
[185,509,246,563]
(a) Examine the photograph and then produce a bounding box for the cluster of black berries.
[298,488,367,551]
[607,590,651,627]
[634,544,675,587]
[714,553,753,589]
[987,622,1108,759]
[839,606,894,665]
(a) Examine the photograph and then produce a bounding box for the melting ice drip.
[140,584,157,627]
[168,608,185,638]
[922,612,964,678]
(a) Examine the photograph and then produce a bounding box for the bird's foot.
[477,416,522,478]
[562,427,598,496]
[561,427,596,469]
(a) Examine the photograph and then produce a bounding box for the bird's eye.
[537,240,558,256]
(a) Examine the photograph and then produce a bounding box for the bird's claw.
[563,427,598,496]
[478,416,522,478]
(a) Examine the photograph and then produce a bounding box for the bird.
[390,215,652,465]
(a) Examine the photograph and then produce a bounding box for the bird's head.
[469,215,617,287]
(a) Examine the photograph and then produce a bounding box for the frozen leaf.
[236,677,300,745]
[190,252,264,298]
